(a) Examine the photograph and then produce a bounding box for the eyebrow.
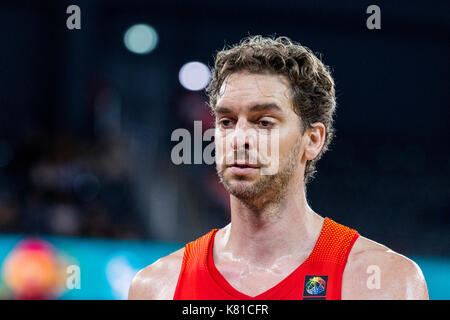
[214,103,284,116]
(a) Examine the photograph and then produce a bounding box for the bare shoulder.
[342,235,429,300]
[128,247,185,300]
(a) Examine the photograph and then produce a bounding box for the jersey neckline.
[205,217,330,299]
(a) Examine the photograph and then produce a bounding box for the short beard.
[216,137,302,210]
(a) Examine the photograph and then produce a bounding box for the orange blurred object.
[2,238,66,299]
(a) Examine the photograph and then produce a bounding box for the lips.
[229,163,259,168]
[227,163,260,175]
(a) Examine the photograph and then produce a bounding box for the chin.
[223,179,262,199]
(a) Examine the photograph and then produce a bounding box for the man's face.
[214,71,304,203]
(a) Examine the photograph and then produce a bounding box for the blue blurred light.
[123,24,158,55]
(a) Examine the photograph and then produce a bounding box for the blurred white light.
[124,24,158,54]
[178,61,211,91]
[106,254,138,300]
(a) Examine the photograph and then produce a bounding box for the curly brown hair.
[206,35,336,184]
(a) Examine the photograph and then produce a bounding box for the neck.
[217,180,324,267]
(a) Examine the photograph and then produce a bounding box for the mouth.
[228,163,260,168]
[226,163,260,175]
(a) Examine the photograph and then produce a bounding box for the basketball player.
[128,36,428,300]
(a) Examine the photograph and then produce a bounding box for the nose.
[230,118,256,152]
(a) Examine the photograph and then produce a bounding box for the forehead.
[215,72,293,111]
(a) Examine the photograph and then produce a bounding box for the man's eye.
[220,119,233,128]
[259,120,273,128]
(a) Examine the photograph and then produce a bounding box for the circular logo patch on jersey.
[305,276,326,295]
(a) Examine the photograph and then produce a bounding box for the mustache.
[218,149,270,167]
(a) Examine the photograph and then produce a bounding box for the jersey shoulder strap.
[173,229,218,299]
[308,217,359,266]
[182,228,218,271]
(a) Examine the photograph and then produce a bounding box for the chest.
[214,259,302,297]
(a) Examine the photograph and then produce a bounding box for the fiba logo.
[303,275,328,299]
[305,276,326,295]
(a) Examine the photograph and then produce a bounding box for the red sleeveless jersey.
[173,217,359,300]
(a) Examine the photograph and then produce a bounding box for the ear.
[303,122,326,161]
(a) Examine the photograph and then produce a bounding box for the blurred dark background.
[0,0,449,260]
